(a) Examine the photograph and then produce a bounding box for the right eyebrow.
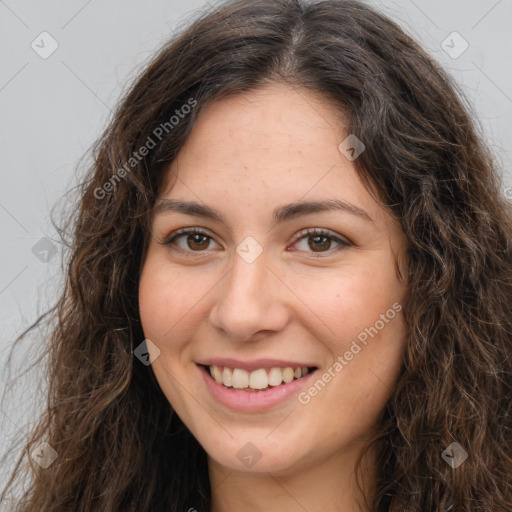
[153,199,225,222]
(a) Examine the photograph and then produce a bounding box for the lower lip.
[198,365,318,412]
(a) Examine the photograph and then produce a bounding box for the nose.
[208,249,290,342]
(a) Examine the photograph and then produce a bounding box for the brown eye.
[292,228,350,256]
[163,228,220,253]
[308,234,332,252]
[186,233,210,251]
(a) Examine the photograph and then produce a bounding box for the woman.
[2,0,511,510]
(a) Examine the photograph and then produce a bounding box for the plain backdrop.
[1,0,511,490]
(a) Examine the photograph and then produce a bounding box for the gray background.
[1,0,511,491]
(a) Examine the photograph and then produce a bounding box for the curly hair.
[2,0,511,510]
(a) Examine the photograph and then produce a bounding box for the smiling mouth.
[199,364,318,392]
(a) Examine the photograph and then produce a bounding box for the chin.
[194,426,313,475]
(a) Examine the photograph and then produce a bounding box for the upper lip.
[197,358,318,372]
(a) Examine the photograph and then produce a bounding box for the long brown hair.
[2,0,511,510]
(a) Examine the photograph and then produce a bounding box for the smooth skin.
[138,82,409,512]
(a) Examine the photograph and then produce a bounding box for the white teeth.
[282,367,295,383]
[208,364,312,390]
[249,368,268,389]
[222,367,232,387]
[212,365,223,384]
[268,367,283,386]
[232,368,249,389]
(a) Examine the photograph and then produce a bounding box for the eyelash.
[161,227,351,258]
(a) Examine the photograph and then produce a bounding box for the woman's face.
[139,83,408,476]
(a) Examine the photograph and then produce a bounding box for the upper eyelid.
[164,226,216,240]
[293,227,349,243]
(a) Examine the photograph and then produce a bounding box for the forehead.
[162,85,359,192]
[158,83,396,233]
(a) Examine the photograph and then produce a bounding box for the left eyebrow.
[152,198,374,224]
[272,199,374,224]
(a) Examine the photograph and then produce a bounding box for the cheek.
[138,256,212,342]
[138,257,207,410]
[289,257,405,349]
[292,258,406,410]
